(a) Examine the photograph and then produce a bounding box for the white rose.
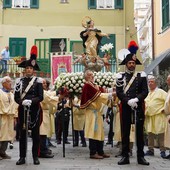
[78,80,82,84]
[65,78,69,81]
[73,86,77,89]
[72,80,76,84]
[69,89,73,92]
[101,79,105,82]
[99,82,102,85]
[75,76,78,80]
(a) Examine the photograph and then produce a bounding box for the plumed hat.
[18,45,40,71]
[119,40,141,65]
[128,40,138,54]
[119,53,142,65]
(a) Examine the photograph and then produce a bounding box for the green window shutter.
[162,0,169,29]
[98,34,116,72]
[115,0,123,9]
[88,0,96,9]
[9,38,26,57]
[3,0,12,8]
[30,0,39,8]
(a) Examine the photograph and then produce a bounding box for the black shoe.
[106,141,112,145]
[9,143,13,149]
[73,143,78,147]
[163,154,170,159]
[57,140,61,144]
[118,157,130,165]
[33,157,40,165]
[82,143,87,147]
[145,150,154,156]
[160,151,166,158]
[39,153,54,158]
[65,141,70,144]
[16,157,25,165]
[137,157,150,166]
[48,142,56,148]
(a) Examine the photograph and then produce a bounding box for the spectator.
[145,75,167,158]
[0,46,10,73]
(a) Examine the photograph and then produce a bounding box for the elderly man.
[80,70,111,159]
[145,75,167,158]
[0,76,17,160]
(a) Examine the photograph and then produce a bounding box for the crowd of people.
[0,20,170,166]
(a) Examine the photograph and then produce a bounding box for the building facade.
[0,0,138,77]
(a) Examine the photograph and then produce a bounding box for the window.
[9,38,26,57]
[88,0,123,9]
[3,0,39,9]
[12,0,30,8]
[162,0,170,30]
[97,0,114,9]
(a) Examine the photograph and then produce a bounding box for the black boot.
[137,157,149,165]
[39,153,54,158]
[33,157,40,165]
[16,157,25,165]
[118,157,130,165]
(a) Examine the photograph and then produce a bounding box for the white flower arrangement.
[54,72,116,97]
[100,43,114,55]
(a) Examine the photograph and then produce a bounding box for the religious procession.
[0,1,170,170]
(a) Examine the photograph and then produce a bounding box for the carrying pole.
[61,99,65,157]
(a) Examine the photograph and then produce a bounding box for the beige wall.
[154,0,170,56]
[0,0,139,66]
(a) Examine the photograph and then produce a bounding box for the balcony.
[0,58,50,79]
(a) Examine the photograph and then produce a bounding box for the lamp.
[126,26,130,31]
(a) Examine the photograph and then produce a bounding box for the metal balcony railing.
[0,60,50,78]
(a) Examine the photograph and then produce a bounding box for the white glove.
[108,93,112,100]
[127,98,139,108]
[22,99,32,107]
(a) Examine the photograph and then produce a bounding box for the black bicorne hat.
[18,45,40,71]
[119,53,142,65]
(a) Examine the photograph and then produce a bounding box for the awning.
[144,49,170,74]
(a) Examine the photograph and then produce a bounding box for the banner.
[51,55,72,84]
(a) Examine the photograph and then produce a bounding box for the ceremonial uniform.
[14,76,43,159]
[116,71,148,158]
[116,42,149,166]
[14,45,43,165]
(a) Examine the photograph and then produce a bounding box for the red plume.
[30,45,38,60]
[128,40,138,54]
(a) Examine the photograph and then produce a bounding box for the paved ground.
[1,136,170,170]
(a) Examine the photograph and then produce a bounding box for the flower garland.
[54,72,116,97]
